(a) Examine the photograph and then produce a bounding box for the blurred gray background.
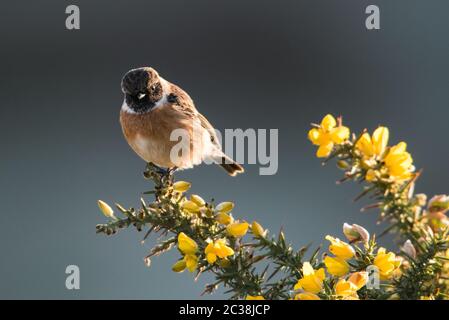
[0,0,448,299]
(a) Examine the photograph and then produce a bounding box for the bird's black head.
[121,67,164,113]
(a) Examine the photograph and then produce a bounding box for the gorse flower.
[227,221,249,237]
[325,235,355,259]
[172,254,199,273]
[308,114,350,158]
[215,202,234,214]
[183,254,199,272]
[324,256,350,276]
[190,194,206,207]
[384,142,414,181]
[205,239,234,264]
[181,200,201,214]
[178,232,198,255]
[176,233,199,272]
[348,272,368,290]
[216,212,234,225]
[294,262,325,294]
[356,126,389,158]
[374,247,401,280]
[334,272,367,299]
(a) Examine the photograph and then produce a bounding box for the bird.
[119,67,244,176]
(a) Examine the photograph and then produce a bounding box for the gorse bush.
[96,114,449,300]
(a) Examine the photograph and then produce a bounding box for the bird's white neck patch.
[121,78,170,114]
[121,100,137,114]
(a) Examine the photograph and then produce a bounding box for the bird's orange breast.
[119,105,199,168]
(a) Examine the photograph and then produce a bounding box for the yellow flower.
[97,200,116,219]
[384,142,414,182]
[371,126,389,156]
[355,127,389,158]
[308,114,350,158]
[216,212,234,225]
[325,235,355,259]
[321,114,337,130]
[347,272,368,290]
[190,194,206,207]
[178,232,198,255]
[205,239,234,264]
[294,262,326,294]
[294,292,321,300]
[182,200,200,214]
[334,272,367,299]
[324,256,350,276]
[173,181,191,193]
[251,221,267,238]
[227,221,249,237]
[184,254,198,272]
[215,202,234,214]
[374,247,402,280]
[172,260,187,272]
[246,295,265,300]
[365,169,377,182]
[172,254,198,273]
[335,279,359,299]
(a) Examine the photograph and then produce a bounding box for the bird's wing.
[197,112,222,150]
[168,82,222,150]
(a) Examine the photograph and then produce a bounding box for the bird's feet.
[144,163,177,184]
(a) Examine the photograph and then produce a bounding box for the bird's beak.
[138,93,146,100]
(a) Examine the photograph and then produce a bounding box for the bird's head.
[121,67,164,113]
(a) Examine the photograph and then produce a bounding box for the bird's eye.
[138,93,146,100]
[150,85,156,91]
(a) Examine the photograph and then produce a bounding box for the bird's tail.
[211,153,244,176]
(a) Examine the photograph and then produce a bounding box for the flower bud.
[342,223,370,243]
[251,221,267,238]
[428,195,449,213]
[98,200,116,219]
[215,202,234,214]
[337,160,350,170]
[216,212,233,225]
[171,260,186,272]
[181,200,200,214]
[173,181,191,193]
[401,240,417,259]
[414,193,427,207]
[190,194,206,207]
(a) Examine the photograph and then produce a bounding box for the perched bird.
[119,67,244,176]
